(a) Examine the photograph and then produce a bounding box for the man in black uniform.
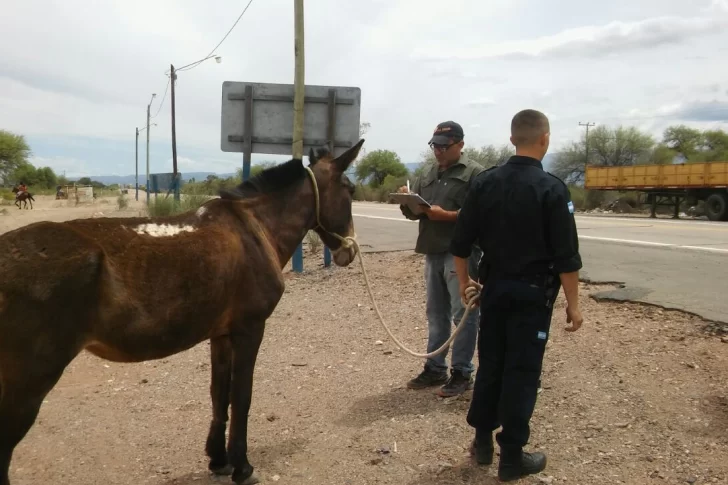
[449,109,584,481]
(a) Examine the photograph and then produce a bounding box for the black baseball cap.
[428,121,464,145]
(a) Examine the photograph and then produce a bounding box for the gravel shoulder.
[9,247,728,485]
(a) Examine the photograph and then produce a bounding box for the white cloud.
[413,5,728,61]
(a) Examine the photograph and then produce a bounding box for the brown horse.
[0,139,364,485]
[11,187,34,210]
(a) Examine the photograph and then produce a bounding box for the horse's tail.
[29,194,35,201]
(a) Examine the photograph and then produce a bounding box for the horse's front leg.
[205,336,233,475]
[228,323,265,485]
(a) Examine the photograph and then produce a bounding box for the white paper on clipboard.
[389,192,431,216]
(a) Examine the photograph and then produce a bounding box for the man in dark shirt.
[399,121,484,397]
[449,109,584,481]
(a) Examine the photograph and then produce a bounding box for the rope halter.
[304,166,355,250]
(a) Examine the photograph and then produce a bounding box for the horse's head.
[11,187,18,194]
[306,139,365,267]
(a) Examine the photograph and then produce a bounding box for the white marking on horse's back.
[196,206,207,218]
[133,223,196,237]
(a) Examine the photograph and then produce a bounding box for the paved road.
[349,202,728,324]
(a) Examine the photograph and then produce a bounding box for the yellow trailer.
[584,161,728,221]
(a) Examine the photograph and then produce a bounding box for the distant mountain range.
[72,156,556,186]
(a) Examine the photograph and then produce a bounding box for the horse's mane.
[219,158,307,200]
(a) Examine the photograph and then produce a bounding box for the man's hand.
[397,185,410,193]
[459,278,482,308]
[565,304,583,332]
[422,205,449,221]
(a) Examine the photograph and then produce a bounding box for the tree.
[550,125,656,184]
[355,150,408,187]
[588,125,655,166]
[650,144,678,165]
[8,161,59,189]
[464,144,514,169]
[662,125,703,160]
[659,125,728,162]
[359,122,371,137]
[0,129,31,182]
[549,141,587,184]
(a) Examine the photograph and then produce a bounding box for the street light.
[169,54,222,201]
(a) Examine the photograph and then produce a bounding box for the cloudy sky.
[1,0,728,177]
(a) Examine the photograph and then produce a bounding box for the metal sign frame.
[220,81,362,270]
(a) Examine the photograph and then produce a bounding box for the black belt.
[482,265,559,308]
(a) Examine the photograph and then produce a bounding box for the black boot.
[406,365,448,389]
[469,429,494,465]
[437,369,474,397]
[498,449,547,482]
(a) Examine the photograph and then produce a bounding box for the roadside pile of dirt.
[604,199,636,213]
[11,251,728,485]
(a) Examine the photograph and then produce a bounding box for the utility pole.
[292,0,305,159]
[145,93,155,205]
[291,0,305,273]
[579,121,595,182]
[170,64,180,202]
[135,127,139,201]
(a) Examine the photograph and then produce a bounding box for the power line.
[146,0,256,126]
[150,77,171,119]
[176,0,256,73]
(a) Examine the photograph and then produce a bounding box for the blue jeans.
[424,250,481,376]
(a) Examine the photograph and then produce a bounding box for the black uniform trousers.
[466,274,559,453]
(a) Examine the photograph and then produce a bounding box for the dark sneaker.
[469,438,494,465]
[436,370,474,397]
[407,367,448,389]
[498,450,547,482]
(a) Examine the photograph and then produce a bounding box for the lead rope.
[304,167,480,359]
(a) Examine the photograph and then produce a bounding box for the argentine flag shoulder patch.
[567,200,575,214]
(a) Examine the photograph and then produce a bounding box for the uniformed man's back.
[448,109,584,482]
[455,155,580,281]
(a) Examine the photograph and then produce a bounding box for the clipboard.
[389,192,431,216]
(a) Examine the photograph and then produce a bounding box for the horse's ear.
[334,139,365,172]
[308,147,317,165]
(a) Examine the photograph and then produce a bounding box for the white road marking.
[351,213,728,254]
[353,204,725,227]
[579,236,728,254]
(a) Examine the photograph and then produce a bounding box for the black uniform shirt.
[449,155,582,279]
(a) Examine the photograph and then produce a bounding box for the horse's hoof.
[235,471,260,485]
[209,463,234,476]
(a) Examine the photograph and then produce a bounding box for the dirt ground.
[0,192,148,234]
[3,195,728,485]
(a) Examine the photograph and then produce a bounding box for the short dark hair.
[511,109,550,146]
